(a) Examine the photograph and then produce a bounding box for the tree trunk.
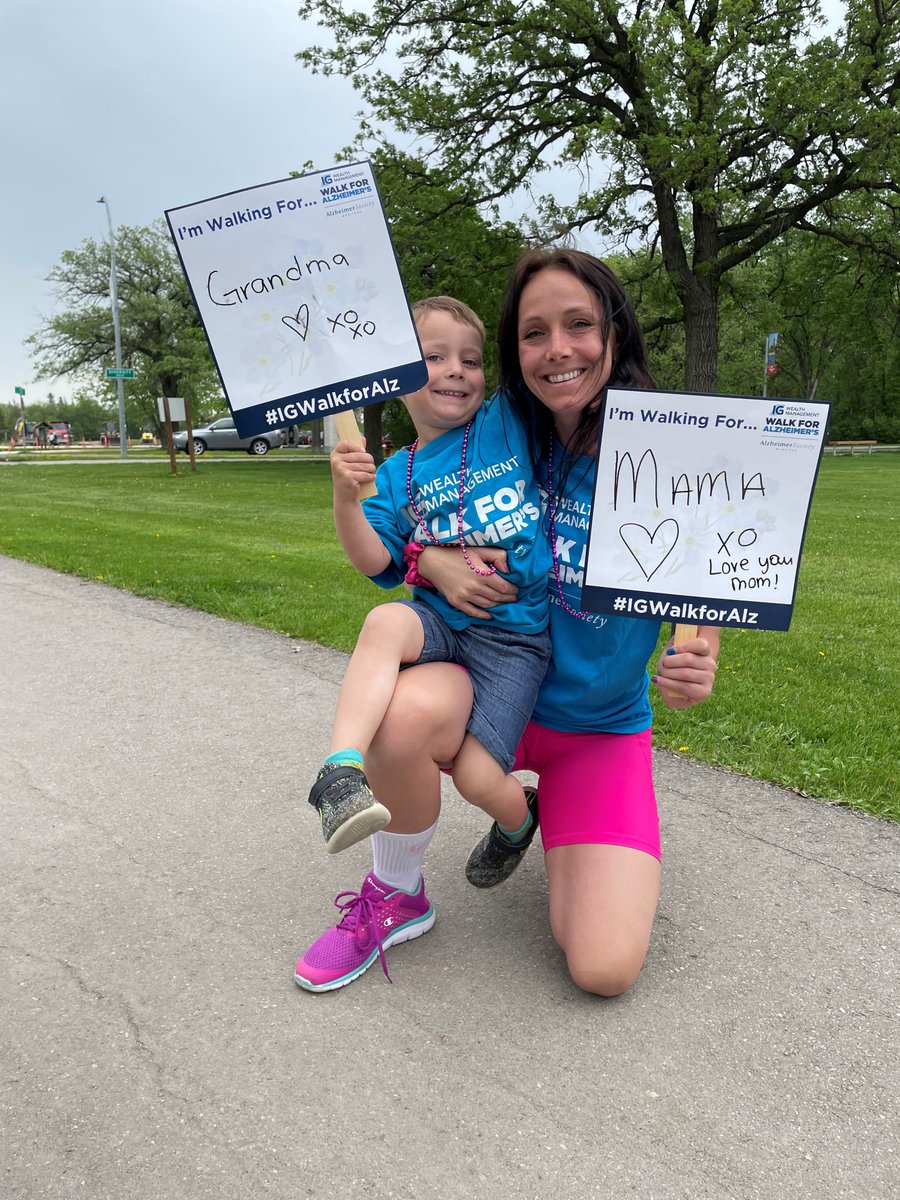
[363,402,385,466]
[681,275,719,394]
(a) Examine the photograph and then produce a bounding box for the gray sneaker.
[465,786,539,888]
[308,762,391,854]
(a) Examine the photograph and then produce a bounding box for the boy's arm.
[331,441,391,576]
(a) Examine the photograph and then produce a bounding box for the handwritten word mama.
[206,254,351,307]
[613,449,764,508]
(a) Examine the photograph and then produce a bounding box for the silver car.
[172,417,285,456]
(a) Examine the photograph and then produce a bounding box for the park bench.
[826,440,877,455]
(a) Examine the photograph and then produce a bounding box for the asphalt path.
[2,556,897,1200]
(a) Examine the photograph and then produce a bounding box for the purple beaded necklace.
[405,420,497,578]
[546,436,592,620]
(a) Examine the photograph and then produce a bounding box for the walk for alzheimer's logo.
[763,402,825,438]
[319,167,375,206]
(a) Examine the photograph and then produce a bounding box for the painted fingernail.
[666,648,677,655]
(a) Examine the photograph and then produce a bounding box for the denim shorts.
[396,599,551,773]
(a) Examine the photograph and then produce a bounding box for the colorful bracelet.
[402,541,436,588]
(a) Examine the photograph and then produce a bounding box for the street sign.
[15,386,25,395]
[106,368,135,379]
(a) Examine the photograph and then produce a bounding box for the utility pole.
[97,196,128,456]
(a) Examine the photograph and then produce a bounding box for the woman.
[295,249,720,996]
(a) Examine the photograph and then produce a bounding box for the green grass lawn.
[1,454,897,819]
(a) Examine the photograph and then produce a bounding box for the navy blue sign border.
[580,584,792,631]
[230,360,428,437]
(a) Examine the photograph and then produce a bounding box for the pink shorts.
[513,722,660,860]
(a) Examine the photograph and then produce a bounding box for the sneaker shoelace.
[333,888,393,982]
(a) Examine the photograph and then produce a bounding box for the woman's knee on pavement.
[560,934,648,998]
[545,844,659,998]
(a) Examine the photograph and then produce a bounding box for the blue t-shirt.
[531,447,662,733]
[363,398,550,634]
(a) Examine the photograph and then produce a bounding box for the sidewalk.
[2,556,897,1200]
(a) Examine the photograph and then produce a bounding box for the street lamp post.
[97,196,128,457]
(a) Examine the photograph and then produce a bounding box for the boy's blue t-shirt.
[532,449,661,733]
[363,398,549,634]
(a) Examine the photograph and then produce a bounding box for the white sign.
[157,396,186,422]
[165,162,427,438]
[581,389,830,631]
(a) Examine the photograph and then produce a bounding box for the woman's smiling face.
[516,267,615,443]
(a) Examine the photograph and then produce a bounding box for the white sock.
[371,821,438,894]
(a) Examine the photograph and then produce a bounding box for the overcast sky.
[0,0,366,408]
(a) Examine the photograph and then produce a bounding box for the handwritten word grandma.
[206,253,351,307]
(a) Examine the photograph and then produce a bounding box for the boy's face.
[404,311,485,445]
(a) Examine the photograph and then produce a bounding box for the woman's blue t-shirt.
[532,450,661,733]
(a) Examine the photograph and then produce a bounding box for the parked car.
[171,418,285,456]
[140,431,155,444]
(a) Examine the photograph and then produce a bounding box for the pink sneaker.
[294,873,435,992]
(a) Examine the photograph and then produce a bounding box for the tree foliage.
[297,0,899,391]
[619,227,900,439]
[27,221,222,433]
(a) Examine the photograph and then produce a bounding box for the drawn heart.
[619,519,680,581]
[282,304,310,341]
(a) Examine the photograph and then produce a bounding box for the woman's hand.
[652,626,720,709]
[417,545,518,619]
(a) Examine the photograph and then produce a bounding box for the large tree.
[297,0,899,391]
[27,221,221,433]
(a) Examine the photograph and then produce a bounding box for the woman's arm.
[416,544,518,619]
[652,625,721,710]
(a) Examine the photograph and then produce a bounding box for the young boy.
[308,297,551,882]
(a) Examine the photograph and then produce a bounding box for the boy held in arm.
[307,297,552,882]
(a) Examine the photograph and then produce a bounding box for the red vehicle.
[47,422,73,446]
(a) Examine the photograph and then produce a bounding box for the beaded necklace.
[405,420,497,577]
[546,437,592,620]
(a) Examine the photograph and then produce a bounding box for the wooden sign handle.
[666,623,699,700]
[673,624,697,646]
[332,410,377,500]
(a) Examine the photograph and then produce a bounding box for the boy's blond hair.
[412,296,485,343]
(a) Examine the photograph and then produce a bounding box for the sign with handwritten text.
[581,389,830,631]
[165,162,427,437]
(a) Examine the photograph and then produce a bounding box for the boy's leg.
[452,733,529,831]
[330,602,426,755]
[454,733,540,889]
[453,627,550,887]
[309,602,426,853]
